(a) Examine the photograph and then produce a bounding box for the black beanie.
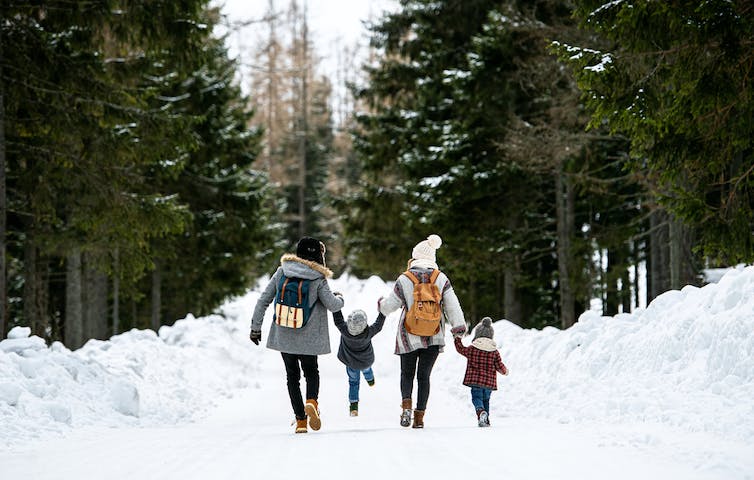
[296,237,325,265]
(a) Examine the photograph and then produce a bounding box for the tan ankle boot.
[412,409,425,428]
[295,418,308,433]
[305,399,321,431]
[400,398,412,427]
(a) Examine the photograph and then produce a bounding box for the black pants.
[281,353,319,420]
[399,345,440,411]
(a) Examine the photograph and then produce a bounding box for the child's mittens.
[450,325,466,337]
[333,291,344,300]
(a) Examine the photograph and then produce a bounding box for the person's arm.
[453,336,470,357]
[317,280,345,312]
[442,280,467,335]
[250,268,282,333]
[367,312,386,338]
[495,351,508,375]
[378,278,405,316]
[332,310,348,335]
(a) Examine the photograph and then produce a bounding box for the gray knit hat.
[347,310,368,336]
[473,317,495,340]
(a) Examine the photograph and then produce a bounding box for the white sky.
[214,0,398,100]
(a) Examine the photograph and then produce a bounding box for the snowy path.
[3,270,754,479]
[2,347,745,480]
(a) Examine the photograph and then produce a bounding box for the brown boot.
[305,398,321,431]
[412,409,425,428]
[295,418,307,433]
[400,398,412,427]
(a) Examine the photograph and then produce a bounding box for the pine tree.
[559,0,754,264]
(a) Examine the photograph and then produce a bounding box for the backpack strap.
[429,269,441,284]
[279,277,290,302]
[404,269,441,284]
[403,270,420,284]
[297,279,303,305]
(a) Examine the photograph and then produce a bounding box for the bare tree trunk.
[151,260,161,332]
[297,0,309,237]
[604,247,619,316]
[112,248,119,335]
[468,277,477,329]
[496,269,503,321]
[633,240,641,309]
[649,209,669,302]
[22,238,49,338]
[0,23,6,340]
[503,263,522,326]
[83,252,108,340]
[556,169,576,329]
[265,0,278,173]
[669,216,681,290]
[65,248,84,349]
[621,257,631,313]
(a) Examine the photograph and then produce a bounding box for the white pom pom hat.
[412,234,443,264]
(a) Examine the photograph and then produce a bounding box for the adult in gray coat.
[250,237,344,434]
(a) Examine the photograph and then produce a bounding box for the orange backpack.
[403,269,443,336]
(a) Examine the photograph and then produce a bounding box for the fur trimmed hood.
[281,253,334,278]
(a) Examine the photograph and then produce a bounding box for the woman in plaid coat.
[453,317,508,427]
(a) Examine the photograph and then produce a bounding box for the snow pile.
[1,265,753,451]
[458,265,754,440]
[0,289,265,449]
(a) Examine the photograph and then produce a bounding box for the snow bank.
[0,299,263,449]
[1,266,753,450]
[452,265,754,441]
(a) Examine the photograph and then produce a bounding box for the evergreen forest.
[1,0,752,346]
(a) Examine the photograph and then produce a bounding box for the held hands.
[250,330,262,345]
[450,325,466,338]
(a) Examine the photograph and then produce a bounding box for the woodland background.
[1,0,752,347]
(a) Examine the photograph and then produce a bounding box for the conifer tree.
[559,0,754,264]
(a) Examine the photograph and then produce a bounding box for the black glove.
[250,330,262,345]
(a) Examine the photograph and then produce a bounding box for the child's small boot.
[349,401,358,417]
[412,409,425,428]
[400,398,412,427]
[295,418,308,433]
[305,398,321,431]
[476,408,490,428]
[367,378,375,387]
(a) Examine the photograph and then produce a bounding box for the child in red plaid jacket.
[453,317,508,427]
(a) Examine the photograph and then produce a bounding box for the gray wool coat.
[250,254,344,356]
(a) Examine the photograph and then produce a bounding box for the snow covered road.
[2,270,754,479]
[3,346,751,480]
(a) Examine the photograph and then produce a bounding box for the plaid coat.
[454,337,507,390]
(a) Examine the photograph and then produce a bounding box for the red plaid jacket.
[454,337,507,390]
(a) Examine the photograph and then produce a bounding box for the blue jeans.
[470,386,492,413]
[347,366,374,403]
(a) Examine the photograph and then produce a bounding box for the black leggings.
[281,353,319,420]
[400,345,440,411]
